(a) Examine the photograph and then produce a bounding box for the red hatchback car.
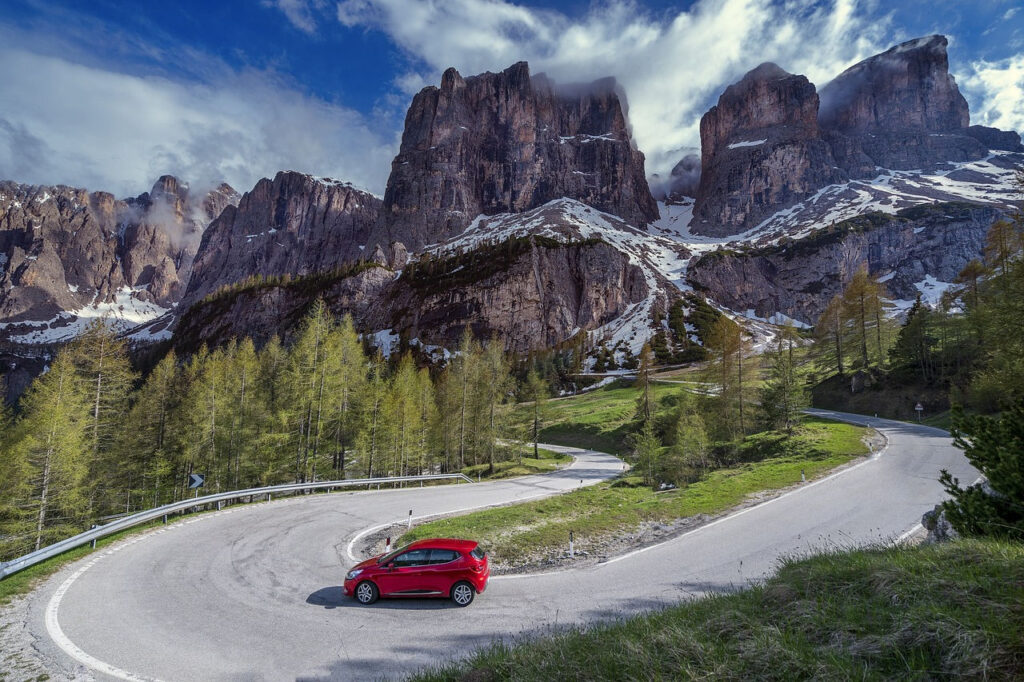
[344,538,489,607]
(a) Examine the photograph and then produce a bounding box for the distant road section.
[25,413,975,680]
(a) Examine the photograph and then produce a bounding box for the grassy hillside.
[411,539,1024,681]
[518,379,684,455]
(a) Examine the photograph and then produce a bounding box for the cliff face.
[181,171,383,310]
[692,63,843,234]
[174,236,650,356]
[391,239,649,351]
[0,177,237,340]
[689,35,1012,238]
[687,202,1002,323]
[379,62,658,249]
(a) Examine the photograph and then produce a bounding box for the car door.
[377,549,431,595]
[420,549,460,594]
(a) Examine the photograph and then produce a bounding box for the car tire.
[355,581,379,605]
[450,581,475,607]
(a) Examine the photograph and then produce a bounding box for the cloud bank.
[323,0,894,176]
[0,46,395,198]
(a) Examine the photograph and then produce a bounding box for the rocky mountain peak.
[819,35,968,134]
[180,170,383,310]
[378,60,658,250]
[691,61,839,235]
[700,62,820,160]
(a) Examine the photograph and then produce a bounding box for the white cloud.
[324,0,893,176]
[0,47,396,197]
[963,53,1024,133]
[262,0,329,34]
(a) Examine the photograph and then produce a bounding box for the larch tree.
[635,342,655,424]
[759,323,808,435]
[815,294,847,378]
[522,368,549,460]
[70,320,137,516]
[12,351,90,551]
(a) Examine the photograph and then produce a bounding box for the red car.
[343,538,489,607]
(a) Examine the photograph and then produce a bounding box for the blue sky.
[1,0,1021,197]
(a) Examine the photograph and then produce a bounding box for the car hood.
[348,556,381,573]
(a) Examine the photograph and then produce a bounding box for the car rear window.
[470,547,485,560]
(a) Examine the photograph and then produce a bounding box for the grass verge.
[400,418,870,565]
[410,538,1024,681]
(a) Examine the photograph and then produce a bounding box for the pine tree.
[940,401,1024,539]
[635,343,655,424]
[522,368,549,460]
[630,420,661,487]
[759,324,808,434]
[841,265,884,369]
[815,294,847,378]
[70,320,137,515]
[324,315,366,477]
[11,351,90,550]
[479,340,513,474]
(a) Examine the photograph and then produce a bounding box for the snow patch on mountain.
[0,287,170,344]
[747,151,1023,244]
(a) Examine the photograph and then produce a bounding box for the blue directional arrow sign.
[188,473,205,489]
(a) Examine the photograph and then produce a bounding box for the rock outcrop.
[686,202,1002,324]
[689,35,1016,237]
[181,171,383,310]
[692,63,843,235]
[0,177,237,340]
[174,233,651,356]
[378,62,658,249]
[819,35,985,172]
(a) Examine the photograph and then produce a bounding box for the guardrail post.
[217,500,222,511]
[91,525,97,549]
[163,514,168,524]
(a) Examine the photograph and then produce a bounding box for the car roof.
[405,538,479,551]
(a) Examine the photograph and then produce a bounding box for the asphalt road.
[25,411,976,681]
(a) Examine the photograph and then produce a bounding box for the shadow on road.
[306,586,461,611]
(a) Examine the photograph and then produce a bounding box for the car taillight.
[471,563,484,572]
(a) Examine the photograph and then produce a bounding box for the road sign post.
[915,403,924,422]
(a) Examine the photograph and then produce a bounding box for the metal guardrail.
[0,473,473,580]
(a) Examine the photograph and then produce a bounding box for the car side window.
[393,549,431,567]
[428,549,458,565]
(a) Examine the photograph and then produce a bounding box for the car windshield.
[376,544,412,564]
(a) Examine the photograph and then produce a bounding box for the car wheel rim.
[454,585,472,604]
[357,584,372,602]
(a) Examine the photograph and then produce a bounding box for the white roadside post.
[569,530,574,558]
[407,509,413,530]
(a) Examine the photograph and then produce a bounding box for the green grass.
[400,418,869,565]
[523,380,686,455]
[410,538,1024,681]
[461,448,572,480]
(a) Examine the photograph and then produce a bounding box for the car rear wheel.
[355,581,379,605]
[450,581,475,607]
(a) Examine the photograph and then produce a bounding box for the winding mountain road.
[23,411,975,681]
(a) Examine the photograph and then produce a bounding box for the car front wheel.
[355,581,379,605]
[450,581,475,607]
